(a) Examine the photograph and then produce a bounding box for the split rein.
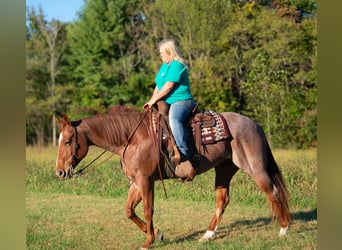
[69,108,151,179]
[72,149,112,178]
[68,108,168,198]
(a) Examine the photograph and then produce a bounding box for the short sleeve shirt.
[155,60,193,104]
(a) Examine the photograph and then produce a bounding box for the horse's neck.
[83,114,144,154]
[82,117,122,153]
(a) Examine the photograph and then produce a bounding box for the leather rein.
[68,108,167,198]
[70,125,114,178]
[69,109,150,178]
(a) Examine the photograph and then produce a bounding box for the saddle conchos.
[152,101,230,180]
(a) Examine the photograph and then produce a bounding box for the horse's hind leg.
[253,171,290,235]
[200,161,238,241]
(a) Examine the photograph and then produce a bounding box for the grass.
[26,146,317,249]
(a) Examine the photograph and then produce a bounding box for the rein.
[150,108,168,198]
[69,108,168,199]
[69,126,114,178]
[73,149,111,177]
[122,108,150,158]
[122,107,168,198]
[70,110,150,178]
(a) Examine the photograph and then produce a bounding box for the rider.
[143,39,196,181]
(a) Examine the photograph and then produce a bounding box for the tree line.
[26,0,317,148]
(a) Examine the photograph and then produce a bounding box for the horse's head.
[55,114,89,179]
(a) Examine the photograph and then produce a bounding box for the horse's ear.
[56,114,71,126]
[56,115,64,125]
[62,114,71,125]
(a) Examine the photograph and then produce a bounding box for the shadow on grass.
[292,207,317,221]
[167,208,317,243]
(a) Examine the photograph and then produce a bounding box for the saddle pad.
[194,111,230,145]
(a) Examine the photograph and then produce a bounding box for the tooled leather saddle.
[151,101,230,178]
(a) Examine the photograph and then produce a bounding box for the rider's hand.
[143,100,155,110]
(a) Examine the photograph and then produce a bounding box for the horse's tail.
[265,140,291,223]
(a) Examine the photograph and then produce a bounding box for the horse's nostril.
[57,170,66,178]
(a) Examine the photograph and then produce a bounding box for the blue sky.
[26,0,85,22]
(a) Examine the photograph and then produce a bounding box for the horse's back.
[220,112,264,138]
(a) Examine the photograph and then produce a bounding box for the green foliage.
[286,0,317,16]
[218,7,317,147]
[147,0,236,112]
[66,0,150,116]
[26,7,72,145]
[26,0,317,148]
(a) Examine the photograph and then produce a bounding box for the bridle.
[70,126,80,168]
[68,108,151,178]
[68,125,113,178]
[65,108,168,198]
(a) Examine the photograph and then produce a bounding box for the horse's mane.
[84,110,150,146]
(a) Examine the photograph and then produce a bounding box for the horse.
[55,108,290,249]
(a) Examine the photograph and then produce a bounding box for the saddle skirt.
[191,110,230,145]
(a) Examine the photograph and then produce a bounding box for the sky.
[26,0,85,23]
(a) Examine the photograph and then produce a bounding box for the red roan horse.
[55,108,290,249]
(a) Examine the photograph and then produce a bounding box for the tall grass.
[26,146,317,249]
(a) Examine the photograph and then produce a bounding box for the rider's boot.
[175,160,196,181]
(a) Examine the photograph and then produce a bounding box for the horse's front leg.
[126,180,162,249]
[125,178,156,249]
[200,162,238,241]
[139,178,155,249]
[126,182,147,232]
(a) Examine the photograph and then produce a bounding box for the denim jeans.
[169,99,195,159]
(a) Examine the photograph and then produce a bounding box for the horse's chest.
[121,162,140,181]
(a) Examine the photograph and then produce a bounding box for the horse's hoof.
[279,225,289,236]
[155,228,164,241]
[139,242,150,250]
[199,237,209,242]
[199,230,215,242]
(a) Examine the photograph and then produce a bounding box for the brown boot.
[175,160,196,181]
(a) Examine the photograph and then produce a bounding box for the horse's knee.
[125,206,135,219]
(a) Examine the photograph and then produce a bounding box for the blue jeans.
[169,99,195,159]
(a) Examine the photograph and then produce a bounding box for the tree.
[66,0,151,117]
[26,7,71,146]
[41,20,67,146]
[222,7,317,147]
[144,0,237,111]
[26,0,317,148]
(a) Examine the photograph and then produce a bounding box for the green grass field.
[26,146,317,249]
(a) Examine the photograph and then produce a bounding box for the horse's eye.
[65,141,71,146]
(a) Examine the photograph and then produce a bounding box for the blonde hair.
[159,39,185,65]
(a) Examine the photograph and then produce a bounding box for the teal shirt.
[155,60,193,104]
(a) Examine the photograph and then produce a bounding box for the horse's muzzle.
[56,166,73,179]
[56,170,66,178]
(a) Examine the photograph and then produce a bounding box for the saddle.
[151,101,230,178]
